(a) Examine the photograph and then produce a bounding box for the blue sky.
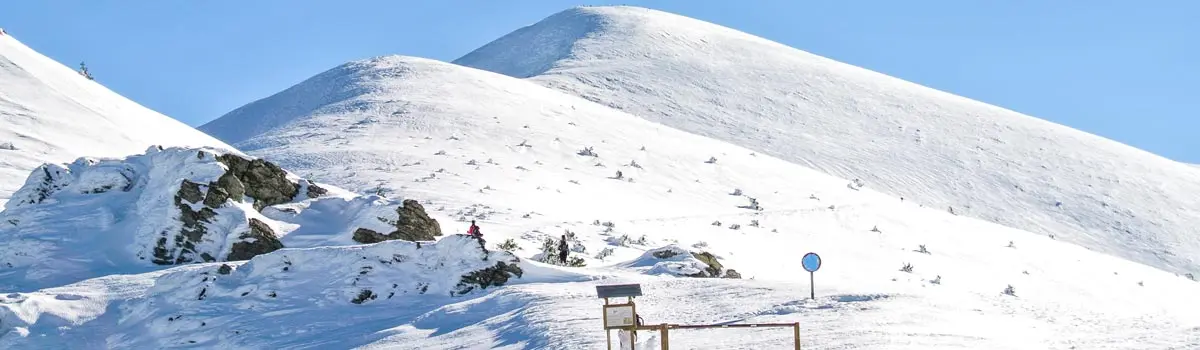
[2,1,1197,162]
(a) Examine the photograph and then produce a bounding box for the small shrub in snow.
[930,275,942,285]
[712,220,722,227]
[350,289,377,304]
[639,146,646,151]
[497,239,520,252]
[466,159,477,165]
[1007,241,1016,248]
[0,142,16,150]
[705,156,718,164]
[434,150,446,155]
[1003,285,1017,296]
[566,256,587,267]
[749,220,759,227]
[871,225,881,233]
[485,158,496,165]
[1187,273,1196,281]
[730,188,743,196]
[729,224,741,230]
[900,263,913,273]
[1137,281,1144,287]
[569,180,580,185]
[595,247,614,260]
[577,147,599,157]
[517,140,531,147]
[692,241,709,249]
[916,244,930,254]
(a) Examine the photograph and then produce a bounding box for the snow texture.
[0,34,233,207]
[456,6,1200,277]
[0,147,405,291]
[3,6,1199,349]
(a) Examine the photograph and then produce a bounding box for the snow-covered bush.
[1003,285,1017,296]
[497,239,520,252]
[595,247,614,260]
[705,156,717,164]
[900,263,914,273]
[578,146,598,157]
[731,188,743,196]
[916,244,930,254]
[0,142,16,150]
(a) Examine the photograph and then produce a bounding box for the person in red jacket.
[467,220,481,238]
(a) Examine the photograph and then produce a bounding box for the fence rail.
[621,322,801,350]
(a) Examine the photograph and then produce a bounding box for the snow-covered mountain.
[455,6,1200,277]
[0,34,232,207]
[191,53,1200,348]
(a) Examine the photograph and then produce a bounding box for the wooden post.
[793,323,801,350]
[660,324,670,350]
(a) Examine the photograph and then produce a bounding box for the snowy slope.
[0,34,232,206]
[454,6,1200,277]
[0,146,423,291]
[190,55,1200,348]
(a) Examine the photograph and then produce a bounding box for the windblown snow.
[0,34,232,207]
[455,6,1200,277]
[0,146,418,291]
[2,6,1199,349]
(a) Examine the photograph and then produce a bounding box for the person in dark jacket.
[558,235,569,264]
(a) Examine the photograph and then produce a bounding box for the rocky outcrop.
[352,199,442,243]
[227,218,284,261]
[153,152,317,265]
[453,261,524,296]
[215,153,301,211]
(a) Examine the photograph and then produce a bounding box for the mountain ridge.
[455,5,1200,276]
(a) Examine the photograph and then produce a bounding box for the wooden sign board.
[603,304,636,329]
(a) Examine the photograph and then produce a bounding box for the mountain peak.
[457,6,1200,277]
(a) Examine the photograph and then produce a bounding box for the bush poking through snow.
[871,225,882,233]
[497,239,520,252]
[1003,285,1017,296]
[578,146,598,157]
[595,247,614,260]
[731,188,743,196]
[916,244,930,254]
[931,275,942,285]
[692,241,709,249]
[729,224,741,230]
[749,220,759,227]
[900,263,914,273]
[1007,241,1016,248]
[0,142,16,150]
[712,220,722,227]
[705,156,718,164]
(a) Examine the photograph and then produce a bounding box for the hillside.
[0,146,447,291]
[454,6,1200,277]
[0,34,232,207]
[191,55,1200,348]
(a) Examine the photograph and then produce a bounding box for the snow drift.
[0,34,232,207]
[0,235,529,349]
[0,146,443,291]
[456,6,1200,276]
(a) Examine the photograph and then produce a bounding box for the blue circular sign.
[802,253,821,272]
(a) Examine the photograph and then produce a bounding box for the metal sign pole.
[809,272,815,300]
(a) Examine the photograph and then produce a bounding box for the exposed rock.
[652,250,681,259]
[227,218,284,261]
[453,261,524,296]
[156,180,219,265]
[217,264,233,275]
[350,289,377,304]
[306,183,329,198]
[216,154,300,211]
[352,199,443,243]
[691,251,724,277]
[723,269,742,279]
